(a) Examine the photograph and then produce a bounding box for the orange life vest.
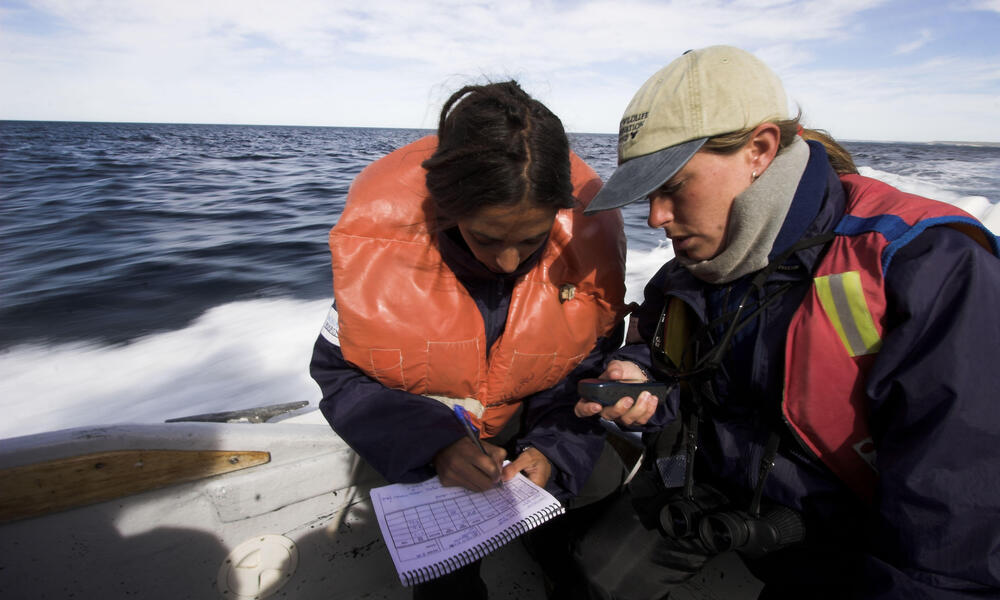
[329,135,627,436]
[783,174,998,502]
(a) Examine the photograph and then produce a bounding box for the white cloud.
[894,28,933,55]
[968,0,1000,12]
[1,0,998,141]
[783,52,1000,141]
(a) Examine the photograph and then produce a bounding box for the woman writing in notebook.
[310,81,628,598]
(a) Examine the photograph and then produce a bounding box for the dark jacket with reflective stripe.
[618,142,1000,598]
[781,174,998,506]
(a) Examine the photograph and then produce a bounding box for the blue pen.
[453,405,502,488]
[453,405,488,455]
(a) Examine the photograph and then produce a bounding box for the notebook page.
[370,471,564,585]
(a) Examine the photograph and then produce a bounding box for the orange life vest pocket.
[367,348,405,390]
[425,338,483,397]
[499,351,585,401]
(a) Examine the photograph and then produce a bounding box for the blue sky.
[1,0,998,142]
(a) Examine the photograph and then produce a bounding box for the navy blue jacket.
[310,227,622,502]
[617,143,1000,598]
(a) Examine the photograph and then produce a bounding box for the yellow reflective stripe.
[814,271,882,357]
[842,273,883,354]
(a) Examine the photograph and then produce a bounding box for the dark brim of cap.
[583,137,707,214]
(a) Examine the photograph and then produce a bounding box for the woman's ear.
[748,122,781,175]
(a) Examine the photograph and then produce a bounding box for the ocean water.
[2,121,998,440]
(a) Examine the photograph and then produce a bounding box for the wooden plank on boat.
[0,449,270,523]
[165,400,309,423]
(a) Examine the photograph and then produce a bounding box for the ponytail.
[702,116,858,176]
[799,127,858,175]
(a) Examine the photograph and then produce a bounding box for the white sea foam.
[859,166,998,234]
[625,242,674,306]
[0,299,332,440]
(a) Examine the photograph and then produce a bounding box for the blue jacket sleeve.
[309,328,467,484]
[860,225,1000,598]
[517,325,624,501]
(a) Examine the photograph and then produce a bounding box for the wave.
[4,124,997,440]
[0,253,674,440]
[0,298,333,440]
[4,170,992,441]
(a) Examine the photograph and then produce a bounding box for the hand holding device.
[577,378,673,406]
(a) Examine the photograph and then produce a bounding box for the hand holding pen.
[432,405,506,491]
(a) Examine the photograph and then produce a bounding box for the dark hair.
[422,81,575,227]
[701,116,859,175]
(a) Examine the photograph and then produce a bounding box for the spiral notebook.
[369,471,565,586]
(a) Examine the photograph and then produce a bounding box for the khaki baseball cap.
[585,45,789,214]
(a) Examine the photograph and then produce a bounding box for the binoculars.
[658,484,805,559]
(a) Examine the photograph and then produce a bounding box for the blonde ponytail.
[702,118,858,176]
[799,128,858,175]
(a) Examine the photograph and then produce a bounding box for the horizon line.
[3,118,999,147]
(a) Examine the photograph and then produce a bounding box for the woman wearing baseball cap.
[573,45,1000,599]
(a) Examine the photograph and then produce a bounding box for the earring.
[751,170,758,182]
